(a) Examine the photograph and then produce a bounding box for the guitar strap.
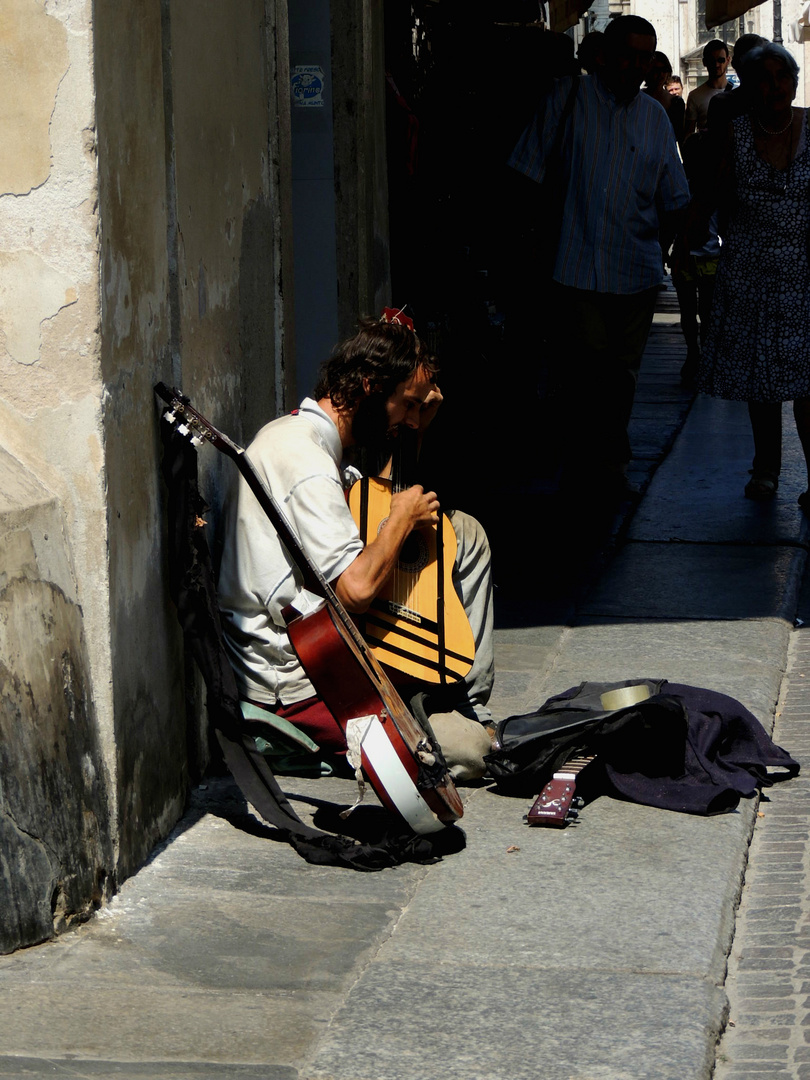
[159,411,452,870]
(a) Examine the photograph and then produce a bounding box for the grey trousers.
[449,509,495,724]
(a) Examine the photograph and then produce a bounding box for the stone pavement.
[713,581,810,1080]
[0,293,809,1079]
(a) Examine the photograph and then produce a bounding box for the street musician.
[217,312,494,781]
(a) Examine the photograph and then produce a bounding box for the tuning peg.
[162,410,176,424]
[567,809,579,821]
[571,797,585,809]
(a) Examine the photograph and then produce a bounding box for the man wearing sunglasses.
[684,39,731,139]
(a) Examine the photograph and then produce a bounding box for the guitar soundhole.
[378,518,429,574]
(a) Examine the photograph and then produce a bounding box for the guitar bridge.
[386,601,421,624]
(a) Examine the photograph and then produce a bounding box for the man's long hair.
[314,317,438,412]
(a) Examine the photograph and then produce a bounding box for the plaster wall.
[0,0,376,947]
[331,0,391,341]
[640,0,681,73]
[93,0,292,878]
[1,0,296,943]
[0,450,113,952]
[0,0,115,951]
[0,1,107,725]
[169,0,284,445]
[93,0,186,878]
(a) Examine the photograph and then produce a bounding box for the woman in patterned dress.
[696,44,810,507]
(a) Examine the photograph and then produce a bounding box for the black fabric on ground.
[486,679,799,814]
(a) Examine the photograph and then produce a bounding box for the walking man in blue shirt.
[510,15,690,499]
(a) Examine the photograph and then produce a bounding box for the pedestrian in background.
[666,74,684,98]
[693,44,810,507]
[509,15,690,500]
[644,51,686,143]
[684,40,731,139]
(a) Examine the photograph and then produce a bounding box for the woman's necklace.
[756,111,793,135]
[755,111,796,172]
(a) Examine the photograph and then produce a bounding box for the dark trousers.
[545,283,658,477]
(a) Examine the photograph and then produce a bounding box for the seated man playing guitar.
[217,312,494,780]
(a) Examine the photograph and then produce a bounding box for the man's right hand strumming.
[390,484,440,531]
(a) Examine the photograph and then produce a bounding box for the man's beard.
[351,391,394,453]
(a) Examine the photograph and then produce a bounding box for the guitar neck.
[526,754,595,828]
[390,427,419,492]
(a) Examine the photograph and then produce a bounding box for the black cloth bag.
[486,679,799,815]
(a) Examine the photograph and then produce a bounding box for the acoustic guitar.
[347,434,475,686]
[154,384,463,835]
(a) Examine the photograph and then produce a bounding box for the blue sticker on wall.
[292,66,325,108]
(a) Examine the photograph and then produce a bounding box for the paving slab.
[0,1064,292,1079]
[359,784,749,983]
[538,619,789,725]
[630,397,810,545]
[304,963,725,1080]
[580,543,804,622]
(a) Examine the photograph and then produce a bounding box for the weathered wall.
[0,0,115,952]
[93,0,187,879]
[331,0,391,339]
[0,0,380,952]
[93,0,294,879]
[0,1,106,706]
[0,451,113,952]
[0,0,295,948]
[171,0,279,440]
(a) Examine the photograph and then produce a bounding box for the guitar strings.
[392,431,420,618]
[392,434,406,613]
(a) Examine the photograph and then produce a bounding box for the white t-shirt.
[686,82,728,134]
[217,398,364,705]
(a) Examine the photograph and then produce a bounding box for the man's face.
[351,366,435,449]
[601,33,656,102]
[384,367,436,433]
[706,47,730,78]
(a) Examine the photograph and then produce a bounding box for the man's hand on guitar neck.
[415,384,443,459]
[334,484,440,613]
[417,385,443,431]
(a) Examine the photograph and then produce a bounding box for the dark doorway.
[382,3,566,550]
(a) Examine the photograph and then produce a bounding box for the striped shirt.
[509,74,690,295]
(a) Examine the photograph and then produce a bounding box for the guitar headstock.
[155,382,242,460]
[526,776,584,828]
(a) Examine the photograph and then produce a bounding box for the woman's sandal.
[744,472,779,501]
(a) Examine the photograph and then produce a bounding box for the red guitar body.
[286,603,463,831]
